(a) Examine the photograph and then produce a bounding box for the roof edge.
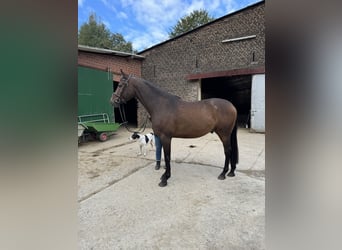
[78,45,145,59]
[186,67,265,80]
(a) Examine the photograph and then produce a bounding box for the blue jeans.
[154,135,162,161]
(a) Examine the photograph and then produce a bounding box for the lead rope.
[118,103,149,133]
[118,103,127,126]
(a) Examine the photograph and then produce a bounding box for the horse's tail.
[230,123,239,165]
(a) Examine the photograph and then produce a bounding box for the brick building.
[78,45,143,81]
[78,45,144,124]
[139,1,265,132]
[78,1,265,132]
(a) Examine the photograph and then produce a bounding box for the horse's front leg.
[159,136,171,187]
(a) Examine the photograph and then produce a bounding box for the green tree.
[109,32,134,53]
[78,13,134,53]
[168,9,215,38]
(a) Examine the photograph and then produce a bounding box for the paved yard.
[78,127,265,249]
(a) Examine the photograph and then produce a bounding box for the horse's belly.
[173,119,214,138]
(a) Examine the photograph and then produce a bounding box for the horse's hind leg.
[227,164,236,177]
[159,136,171,187]
[217,132,231,180]
[227,161,236,177]
[218,144,231,180]
[227,124,238,177]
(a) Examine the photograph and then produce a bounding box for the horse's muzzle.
[111,99,119,107]
[110,97,124,107]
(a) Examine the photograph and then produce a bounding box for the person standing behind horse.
[154,134,163,170]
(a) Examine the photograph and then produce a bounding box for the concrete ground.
[78,127,265,249]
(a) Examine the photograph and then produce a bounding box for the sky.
[78,0,261,52]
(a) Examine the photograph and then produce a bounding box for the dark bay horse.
[111,70,238,187]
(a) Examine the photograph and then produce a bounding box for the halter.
[113,74,131,104]
[114,74,148,133]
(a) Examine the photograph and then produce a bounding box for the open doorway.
[201,75,251,128]
[113,81,137,126]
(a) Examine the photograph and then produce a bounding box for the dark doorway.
[201,75,251,128]
[113,81,137,126]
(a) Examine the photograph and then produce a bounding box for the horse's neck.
[132,78,173,116]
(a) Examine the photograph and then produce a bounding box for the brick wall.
[138,2,265,127]
[78,51,142,81]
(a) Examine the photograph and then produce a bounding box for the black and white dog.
[129,132,155,156]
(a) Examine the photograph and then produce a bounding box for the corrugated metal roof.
[78,45,145,60]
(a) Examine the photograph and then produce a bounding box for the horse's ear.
[120,69,127,78]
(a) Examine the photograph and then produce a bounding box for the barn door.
[250,74,265,132]
[78,66,114,121]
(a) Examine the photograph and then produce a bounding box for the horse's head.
[110,70,135,106]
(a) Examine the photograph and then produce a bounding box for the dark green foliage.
[169,9,215,38]
[78,13,134,53]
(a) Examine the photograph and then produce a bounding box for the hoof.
[227,172,235,177]
[218,174,226,180]
[159,181,167,187]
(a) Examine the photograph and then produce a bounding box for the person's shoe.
[155,161,161,170]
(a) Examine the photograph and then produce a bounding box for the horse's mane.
[139,77,182,100]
